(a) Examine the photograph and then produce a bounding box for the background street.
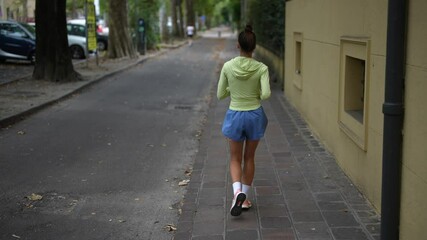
[0,36,226,240]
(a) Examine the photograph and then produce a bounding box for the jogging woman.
[217,25,271,216]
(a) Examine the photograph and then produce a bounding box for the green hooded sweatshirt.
[217,56,271,111]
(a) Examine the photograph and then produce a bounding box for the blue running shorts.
[222,107,268,141]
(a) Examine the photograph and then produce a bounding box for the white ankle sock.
[232,182,242,195]
[242,184,251,196]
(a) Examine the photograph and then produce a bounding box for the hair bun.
[245,24,253,32]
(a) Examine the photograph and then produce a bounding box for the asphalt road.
[0,38,227,240]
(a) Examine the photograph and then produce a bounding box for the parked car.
[67,19,108,58]
[66,23,87,59]
[96,19,109,36]
[0,20,36,63]
[96,34,108,51]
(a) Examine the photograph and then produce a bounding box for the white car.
[67,21,87,59]
[67,19,108,59]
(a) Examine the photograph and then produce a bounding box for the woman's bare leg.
[229,139,244,184]
[242,140,259,185]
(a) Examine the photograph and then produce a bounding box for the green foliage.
[230,0,240,27]
[194,0,215,17]
[211,0,236,26]
[128,0,161,50]
[99,0,107,16]
[194,0,216,28]
[247,0,285,57]
[196,0,239,31]
[66,0,85,18]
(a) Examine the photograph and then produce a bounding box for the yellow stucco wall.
[1,0,35,21]
[285,0,386,210]
[285,0,427,239]
[399,0,427,238]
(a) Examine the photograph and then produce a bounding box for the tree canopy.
[30,0,284,82]
[245,0,285,57]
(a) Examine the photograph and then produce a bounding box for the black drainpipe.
[381,0,407,239]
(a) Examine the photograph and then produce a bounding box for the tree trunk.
[107,0,137,59]
[161,3,169,43]
[177,0,184,37]
[171,0,179,37]
[186,0,195,28]
[33,0,79,82]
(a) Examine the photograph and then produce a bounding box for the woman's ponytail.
[238,24,256,52]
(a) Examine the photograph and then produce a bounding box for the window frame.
[293,32,303,90]
[338,37,371,151]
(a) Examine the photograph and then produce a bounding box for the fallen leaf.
[164,224,177,232]
[184,169,192,176]
[178,179,190,186]
[24,203,34,208]
[27,193,43,201]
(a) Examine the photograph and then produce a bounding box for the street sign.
[86,2,97,51]
[138,19,145,33]
[137,18,146,55]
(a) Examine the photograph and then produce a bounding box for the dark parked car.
[0,20,36,63]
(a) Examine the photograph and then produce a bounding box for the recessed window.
[344,56,366,123]
[339,38,370,151]
[295,41,302,75]
[293,32,303,90]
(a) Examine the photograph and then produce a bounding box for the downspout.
[381,0,407,239]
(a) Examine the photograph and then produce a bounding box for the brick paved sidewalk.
[173,86,381,240]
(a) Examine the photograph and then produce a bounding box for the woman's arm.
[260,67,271,100]
[217,65,230,100]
